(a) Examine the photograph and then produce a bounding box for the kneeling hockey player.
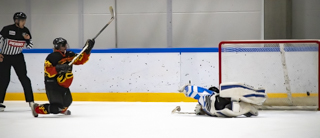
[31,37,94,117]
[178,82,266,117]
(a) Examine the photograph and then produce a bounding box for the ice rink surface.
[0,101,319,138]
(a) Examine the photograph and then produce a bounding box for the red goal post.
[219,40,320,110]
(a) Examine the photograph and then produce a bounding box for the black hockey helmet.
[13,12,27,21]
[53,37,68,50]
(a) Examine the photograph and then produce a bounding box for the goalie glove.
[178,84,189,97]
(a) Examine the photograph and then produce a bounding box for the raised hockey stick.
[171,106,196,114]
[69,6,115,66]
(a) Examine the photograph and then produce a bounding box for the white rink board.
[180,52,219,88]
[7,52,218,93]
[7,48,318,94]
[72,53,181,92]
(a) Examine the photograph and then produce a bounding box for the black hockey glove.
[66,51,76,57]
[56,64,71,73]
[84,39,95,54]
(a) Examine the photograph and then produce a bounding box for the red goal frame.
[218,40,320,110]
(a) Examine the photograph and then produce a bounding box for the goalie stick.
[69,6,115,66]
[171,106,196,114]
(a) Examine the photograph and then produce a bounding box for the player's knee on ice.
[49,103,66,114]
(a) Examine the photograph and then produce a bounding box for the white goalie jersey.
[180,82,266,117]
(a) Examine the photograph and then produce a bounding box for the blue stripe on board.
[222,46,318,52]
[22,49,55,53]
[21,48,219,53]
[14,46,319,53]
[220,85,265,93]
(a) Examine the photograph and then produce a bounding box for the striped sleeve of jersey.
[184,86,214,100]
[26,39,33,49]
[184,85,215,116]
[0,28,4,54]
[0,34,3,52]
[25,29,33,49]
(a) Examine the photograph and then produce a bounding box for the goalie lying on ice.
[179,82,266,117]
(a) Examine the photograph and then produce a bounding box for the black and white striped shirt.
[0,24,33,55]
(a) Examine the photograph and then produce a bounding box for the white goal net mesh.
[219,40,319,110]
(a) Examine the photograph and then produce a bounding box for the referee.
[0,12,34,111]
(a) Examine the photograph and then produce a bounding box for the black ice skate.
[0,103,6,112]
[31,103,39,117]
[63,110,71,115]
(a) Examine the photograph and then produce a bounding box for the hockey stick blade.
[110,6,115,19]
[69,6,115,66]
[92,6,115,40]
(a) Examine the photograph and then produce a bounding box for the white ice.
[0,101,319,138]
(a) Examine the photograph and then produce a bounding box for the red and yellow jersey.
[44,50,90,88]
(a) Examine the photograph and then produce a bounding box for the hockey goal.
[219,40,320,110]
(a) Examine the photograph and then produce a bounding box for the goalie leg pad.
[219,82,266,105]
[214,101,258,117]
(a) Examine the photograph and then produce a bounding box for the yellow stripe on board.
[267,93,318,98]
[5,93,49,101]
[71,93,197,102]
[5,93,197,102]
[4,93,319,102]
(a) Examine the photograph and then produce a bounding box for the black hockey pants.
[45,80,72,114]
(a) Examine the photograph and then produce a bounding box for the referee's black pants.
[0,53,34,103]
